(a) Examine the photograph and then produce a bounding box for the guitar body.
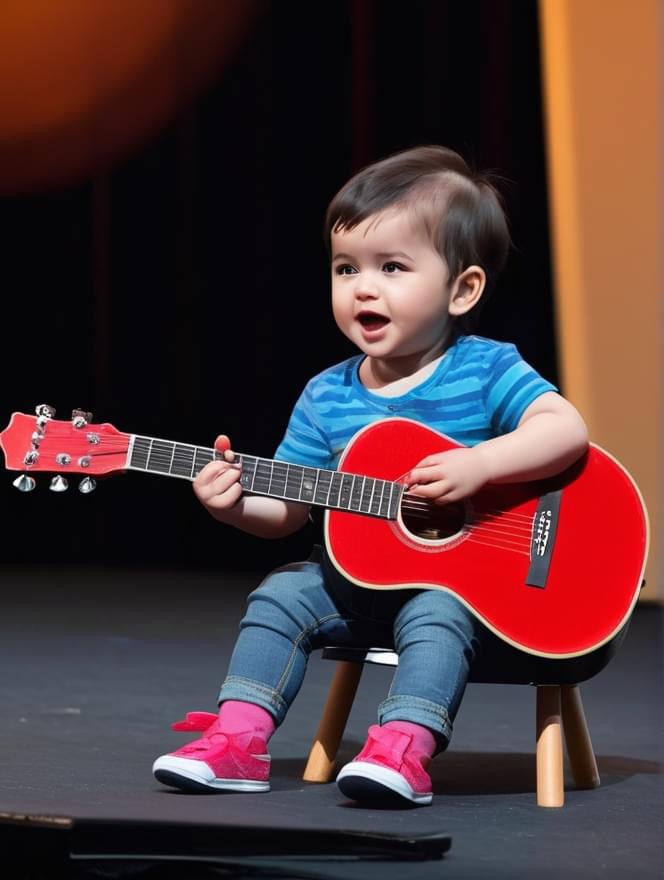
[325,418,648,658]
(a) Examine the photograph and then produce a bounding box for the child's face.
[331,209,454,369]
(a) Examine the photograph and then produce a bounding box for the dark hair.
[324,145,511,330]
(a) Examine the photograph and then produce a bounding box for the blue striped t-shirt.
[274,335,557,469]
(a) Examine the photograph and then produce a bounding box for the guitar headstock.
[0,405,130,493]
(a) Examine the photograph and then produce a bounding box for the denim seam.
[220,674,289,717]
[275,611,342,695]
[378,694,453,735]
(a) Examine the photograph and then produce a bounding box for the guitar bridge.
[525,490,562,589]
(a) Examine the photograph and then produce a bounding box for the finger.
[216,479,243,508]
[209,463,242,493]
[194,464,242,503]
[408,479,450,499]
[194,458,238,491]
[194,459,224,485]
[433,488,459,505]
[208,468,242,501]
[214,434,236,462]
[413,454,440,469]
[406,464,443,486]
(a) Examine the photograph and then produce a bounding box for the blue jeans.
[218,551,481,746]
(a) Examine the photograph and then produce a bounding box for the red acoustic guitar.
[1,406,649,659]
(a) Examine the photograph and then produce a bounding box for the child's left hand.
[406,447,490,505]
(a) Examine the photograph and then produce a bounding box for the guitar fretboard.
[127,435,403,520]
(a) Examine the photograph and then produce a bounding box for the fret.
[270,461,288,497]
[378,480,391,518]
[300,467,318,503]
[284,463,304,500]
[314,469,333,505]
[360,477,375,514]
[129,436,151,470]
[192,446,214,478]
[170,443,195,478]
[387,482,402,520]
[328,472,343,507]
[239,456,258,491]
[236,458,323,505]
[147,440,174,474]
[338,473,354,509]
[350,475,364,511]
[128,433,397,519]
[370,480,384,515]
[252,458,274,495]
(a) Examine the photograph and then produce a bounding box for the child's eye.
[383,262,405,273]
[336,264,357,275]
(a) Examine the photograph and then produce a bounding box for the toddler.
[152,145,588,805]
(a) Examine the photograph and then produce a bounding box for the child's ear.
[448,265,486,316]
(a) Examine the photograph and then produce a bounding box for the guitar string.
[38,456,534,543]
[23,426,575,560]
[401,496,535,526]
[464,528,530,548]
[41,430,547,506]
[79,441,539,530]
[399,506,535,536]
[400,509,533,534]
[36,467,533,552]
[464,535,531,556]
[36,431,532,528]
[397,505,533,539]
[400,496,536,524]
[36,431,537,541]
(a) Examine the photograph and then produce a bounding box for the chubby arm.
[193,435,311,539]
[407,392,589,504]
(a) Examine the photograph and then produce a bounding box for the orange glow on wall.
[0,0,262,194]
[539,0,661,600]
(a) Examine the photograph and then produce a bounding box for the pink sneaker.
[152,711,271,793]
[336,724,433,805]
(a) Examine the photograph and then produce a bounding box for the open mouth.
[357,311,390,330]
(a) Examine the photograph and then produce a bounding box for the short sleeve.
[274,380,333,468]
[485,343,557,435]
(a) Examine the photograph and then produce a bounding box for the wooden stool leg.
[303,660,363,783]
[561,685,600,789]
[536,685,564,807]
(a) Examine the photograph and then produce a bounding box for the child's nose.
[354,274,380,299]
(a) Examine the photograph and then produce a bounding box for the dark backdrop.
[1,1,555,571]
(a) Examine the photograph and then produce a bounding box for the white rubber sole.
[336,761,432,805]
[152,755,270,793]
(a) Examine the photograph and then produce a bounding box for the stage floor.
[0,564,662,878]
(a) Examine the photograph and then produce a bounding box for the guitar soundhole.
[400,498,466,543]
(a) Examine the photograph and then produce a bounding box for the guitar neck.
[127,434,403,520]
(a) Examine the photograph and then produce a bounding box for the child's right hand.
[192,435,311,539]
[192,434,244,516]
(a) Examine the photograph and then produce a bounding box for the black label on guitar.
[526,491,562,589]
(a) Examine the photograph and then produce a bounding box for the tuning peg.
[35,404,56,419]
[78,477,96,494]
[13,474,36,492]
[49,475,69,493]
[72,409,93,428]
